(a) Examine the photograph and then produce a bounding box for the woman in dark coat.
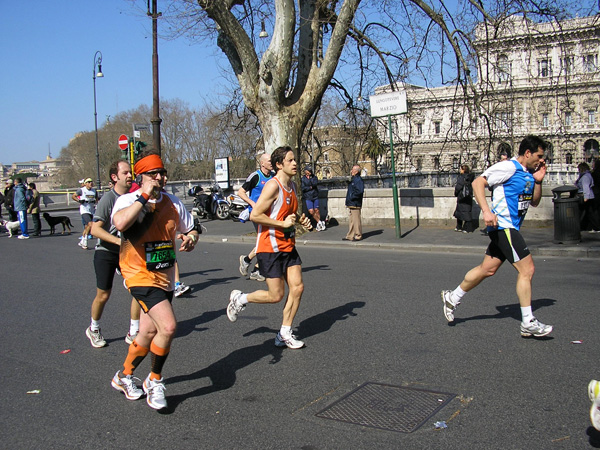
[454,165,475,233]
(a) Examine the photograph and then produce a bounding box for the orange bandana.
[134,154,164,175]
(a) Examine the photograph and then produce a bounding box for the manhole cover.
[315,382,455,433]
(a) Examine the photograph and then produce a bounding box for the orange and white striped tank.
[255,177,298,253]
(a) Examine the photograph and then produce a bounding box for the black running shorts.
[256,248,302,279]
[94,250,120,291]
[485,228,530,264]
[129,286,174,313]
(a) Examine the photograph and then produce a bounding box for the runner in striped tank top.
[226,146,312,349]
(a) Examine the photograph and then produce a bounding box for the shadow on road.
[450,298,556,326]
[164,301,366,414]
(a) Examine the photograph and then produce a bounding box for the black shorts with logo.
[129,286,174,313]
[485,228,530,264]
[256,248,302,279]
[94,250,120,291]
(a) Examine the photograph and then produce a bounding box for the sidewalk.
[197,216,600,258]
[45,201,600,258]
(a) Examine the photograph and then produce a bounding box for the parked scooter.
[227,192,248,221]
[190,184,230,220]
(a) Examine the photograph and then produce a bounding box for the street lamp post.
[93,51,104,190]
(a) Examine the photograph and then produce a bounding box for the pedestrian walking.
[13,178,29,239]
[301,166,325,231]
[109,151,198,410]
[227,146,312,349]
[453,165,475,233]
[441,135,553,337]
[85,160,141,348]
[344,164,364,241]
[575,162,600,232]
[237,153,274,282]
[27,183,41,236]
[4,179,16,221]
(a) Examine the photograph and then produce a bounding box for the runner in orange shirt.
[227,146,312,349]
[109,151,199,410]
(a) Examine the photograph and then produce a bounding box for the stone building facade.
[376,15,600,177]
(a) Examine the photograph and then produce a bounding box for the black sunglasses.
[144,169,167,177]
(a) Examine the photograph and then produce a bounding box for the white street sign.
[370,91,408,117]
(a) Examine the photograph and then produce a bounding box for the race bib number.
[518,193,533,216]
[86,194,96,203]
[145,240,176,270]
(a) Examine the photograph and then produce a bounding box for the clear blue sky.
[0,0,228,165]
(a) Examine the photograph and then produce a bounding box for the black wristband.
[136,196,148,205]
[535,181,542,185]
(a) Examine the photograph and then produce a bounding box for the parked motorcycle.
[190,184,230,220]
[227,192,248,221]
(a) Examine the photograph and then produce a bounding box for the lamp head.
[96,64,104,78]
[259,20,268,38]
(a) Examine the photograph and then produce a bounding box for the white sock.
[521,306,533,323]
[90,319,100,331]
[130,319,140,335]
[239,294,249,305]
[451,286,467,303]
[280,325,292,337]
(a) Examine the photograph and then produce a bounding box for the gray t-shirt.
[93,189,120,253]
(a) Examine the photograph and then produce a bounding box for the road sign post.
[370,91,408,239]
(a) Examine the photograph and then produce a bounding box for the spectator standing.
[575,162,600,232]
[27,183,41,236]
[72,178,98,249]
[13,178,29,239]
[344,164,364,241]
[4,179,16,221]
[301,166,325,231]
[453,165,475,233]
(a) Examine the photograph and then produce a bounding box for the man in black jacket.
[301,167,325,231]
[344,165,364,241]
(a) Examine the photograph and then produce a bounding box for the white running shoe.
[249,271,265,282]
[143,375,167,410]
[86,326,107,348]
[239,255,250,276]
[275,332,305,349]
[18,235,30,239]
[125,332,137,345]
[441,290,459,323]
[590,380,600,431]
[227,290,245,322]
[174,282,190,297]
[519,317,553,337]
[111,371,143,400]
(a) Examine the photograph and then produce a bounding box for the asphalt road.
[1,217,600,449]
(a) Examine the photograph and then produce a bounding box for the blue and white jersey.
[481,158,535,231]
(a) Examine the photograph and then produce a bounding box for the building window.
[453,120,460,132]
[433,156,440,171]
[324,152,329,163]
[538,59,551,77]
[471,119,478,133]
[542,113,549,128]
[494,112,511,132]
[497,54,511,83]
[417,123,423,136]
[565,112,572,126]
[560,56,574,75]
[566,152,573,165]
[416,157,422,171]
[452,157,459,170]
[471,157,477,170]
[589,110,596,125]
[434,122,441,134]
[584,54,598,72]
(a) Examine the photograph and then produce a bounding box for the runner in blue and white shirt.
[441,135,553,338]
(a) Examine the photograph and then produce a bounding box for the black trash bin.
[551,185,580,244]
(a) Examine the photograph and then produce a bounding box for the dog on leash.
[0,219,21,238]
[43,212,73,235]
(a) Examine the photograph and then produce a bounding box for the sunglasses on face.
[143,169,167,177]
